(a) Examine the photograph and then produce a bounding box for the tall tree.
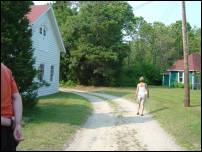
[152,22,175,71]
[54,1,135,86]
[188,27,201,54]
[53,1,79,82]
[169,20,192,59]
[129,17,153,66]
[1,1,36,94]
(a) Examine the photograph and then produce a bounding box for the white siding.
[31,10,61,96]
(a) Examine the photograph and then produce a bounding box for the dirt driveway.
[60,88,185,151]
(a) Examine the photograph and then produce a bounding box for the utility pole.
[181,1,190,107]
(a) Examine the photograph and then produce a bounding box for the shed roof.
[167,53,201,72]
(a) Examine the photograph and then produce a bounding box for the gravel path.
[60,88,185,151]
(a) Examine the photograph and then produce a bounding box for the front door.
[163,74,169,86]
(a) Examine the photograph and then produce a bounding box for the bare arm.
[1,116,11,126]
[136,84,139,97]
[12,92,23,141]
[12,92,22,126]
[146,84,149,98]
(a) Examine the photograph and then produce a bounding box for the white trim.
[178,72,179,83]
[169,72,171,86]
[182,72,184,83]
[49,6,66,53]
[192,72,194,90]
[167,70,196,72]
[178,71,184,83]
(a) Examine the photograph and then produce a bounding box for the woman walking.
[136,76,149,116]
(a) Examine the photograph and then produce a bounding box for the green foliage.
[95,87,201,151]
[118,63,162,87]
[188,27,201,54]
[171,81,184,88]
[60,80,76,87]
[17,92,92,151]
[21,84,38,109]
[128,18,201,87]
[1,1,36,93]
[170,81,195,89]
[22,81,50,108]
[1,1,40,107]
[54,1,135,86]
[54,2,201,87]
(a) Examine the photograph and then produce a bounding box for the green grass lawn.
[75,86,201,151]
[17,92,92,151]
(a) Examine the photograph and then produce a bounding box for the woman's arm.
[146,84,149,98]
[136,84,139,96]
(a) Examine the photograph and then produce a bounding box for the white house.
[26,4,66,96]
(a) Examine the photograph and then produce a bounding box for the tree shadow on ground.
[83,112,153,129]
[25,91,170,129]
[190,104,201,107]
[148,107,169,114]
[23,92,92,126]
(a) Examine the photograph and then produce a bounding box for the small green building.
[162,53,201,90]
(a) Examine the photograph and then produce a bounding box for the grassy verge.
[17,91,92,151]
[65,86,201,151]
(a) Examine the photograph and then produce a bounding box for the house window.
[179,72,183,83]
[38,64,45,82]
[50,65,54,81]
[43,28,46,36]
[39,26,47,36]
[39,27,43,35]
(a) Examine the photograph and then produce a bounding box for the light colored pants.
[137,94,146,104]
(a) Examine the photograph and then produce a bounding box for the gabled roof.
[26,5,49,23]
[26,4,66,53]
[167,53,201,72]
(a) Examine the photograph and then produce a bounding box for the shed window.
[179,72,183,83]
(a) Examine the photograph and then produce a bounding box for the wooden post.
[181,1,190,107]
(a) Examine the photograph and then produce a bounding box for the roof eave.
[49,6,66,53]
[28,5,66,53]
[29,6,51,25]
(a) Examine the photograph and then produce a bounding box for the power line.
[132,1,153,11]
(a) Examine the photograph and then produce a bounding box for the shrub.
[117,63,162,86]
[22,80,50,109]
[60,80,76,87]
[171,81,184,88]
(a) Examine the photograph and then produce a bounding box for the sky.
[33,1,201,28]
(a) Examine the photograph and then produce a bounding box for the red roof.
[26,5,49,23]
[167,53,201,71]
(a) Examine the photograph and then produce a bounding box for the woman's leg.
[141,103,144,115]
[141,99,145,116]
[137,103,140,115]
[137,96,141,115]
